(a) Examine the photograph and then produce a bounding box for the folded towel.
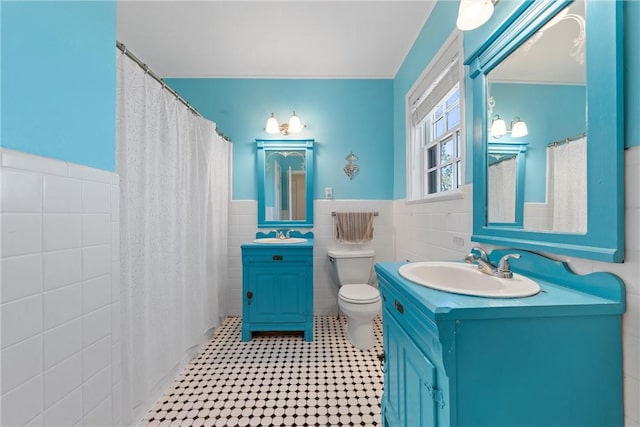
[335,212,374,243]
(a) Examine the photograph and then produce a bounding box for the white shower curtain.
[548,137,587,233]
[116,50,230,424]
[488,156,517,223]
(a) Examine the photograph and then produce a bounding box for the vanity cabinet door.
[383,307,439,427]
[246,264,307,323]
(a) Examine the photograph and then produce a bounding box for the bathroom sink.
[398,261,540,298]
[252,237,307,244]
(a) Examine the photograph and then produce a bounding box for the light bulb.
[456,0,494,31]
[511,118,528,138]
[490,116,507,138]
[265,113,280,134]
[288,112,303,133]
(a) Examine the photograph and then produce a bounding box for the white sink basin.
[398,261,540,298]
[252,237,307,244]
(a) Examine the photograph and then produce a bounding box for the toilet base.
[345,317,376,350]
[338,297,381,350]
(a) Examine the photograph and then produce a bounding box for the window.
[407,34,463,202]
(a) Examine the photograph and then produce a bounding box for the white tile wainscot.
[0,148,121,427]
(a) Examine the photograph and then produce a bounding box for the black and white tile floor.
[143,316,384,427]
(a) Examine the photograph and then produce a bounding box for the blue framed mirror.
[466,0,624,262]
[256,139,314,228]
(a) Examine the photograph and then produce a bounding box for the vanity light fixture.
[490,115,528,138]
[456,0,495,31]
[265,112,306,135]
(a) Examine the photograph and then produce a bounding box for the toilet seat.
[339,284,380,304]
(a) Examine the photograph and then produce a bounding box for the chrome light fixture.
[456,0,495,31]
[490,115,528,138]
[265,111,306,135]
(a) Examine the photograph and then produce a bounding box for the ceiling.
[116,1,436,79]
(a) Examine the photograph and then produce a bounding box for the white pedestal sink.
[398,261,540,298]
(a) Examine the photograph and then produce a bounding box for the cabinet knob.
[247,291,253,305]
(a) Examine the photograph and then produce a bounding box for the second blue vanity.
[241,232,314,341]
[375,249,625,427]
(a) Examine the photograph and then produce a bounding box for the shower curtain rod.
[116,41,231,142]
[548,132,586,148]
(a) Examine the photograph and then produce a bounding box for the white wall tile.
[82,214,110,247]
[0,375,43,426]
[111,301,121,344]
[624,376,640,426]
[68,164,113,184]
[111,221,120,261]
[1,148,67,176]
[44,319,82,369]
[111,184,120,223]
[83,336,111,381]
[111,382,122,425]
[1,254,43,303]
[1,152,118,426]
[43,175,82,213]
[83,366,111,416]
[111,261,121,303]
[1,335,43,393]
[111,342,122,387]
[25,414,44,427]
[1,169,42,213]
[1,294,43,349]
[83,306,111,346]
[83,395,112,427]
[82,245,111,280]
[44,352,82,408]
[43,248,82,291]
[43,283,82,330]
[44,214,82,252]
[82,181,110,213]
[1,213,42,257]
[43,387,83,427]
[83,275,111,314]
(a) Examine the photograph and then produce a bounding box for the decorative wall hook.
[343,152,359,180]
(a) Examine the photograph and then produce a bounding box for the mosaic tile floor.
[143,316,384,427]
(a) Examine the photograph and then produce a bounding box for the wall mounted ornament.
[343,152,359,180]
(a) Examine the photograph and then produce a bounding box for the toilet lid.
[339,284,380,304]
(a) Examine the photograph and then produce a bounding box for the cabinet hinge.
[425,382,445,409]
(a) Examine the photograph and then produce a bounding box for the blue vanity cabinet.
[375,253,625,427]
[241,239,313,341]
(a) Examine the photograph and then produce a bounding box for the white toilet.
[328,249,381,350]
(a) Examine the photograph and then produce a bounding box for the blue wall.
[1,1,117,171]
[1,0,637,190]
[165,78,394,201]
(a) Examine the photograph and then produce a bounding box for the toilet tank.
[328,249,376,285]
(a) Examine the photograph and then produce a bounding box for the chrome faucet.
[285,229,296,239]
[464,247,521,278]
[271,229,285,239]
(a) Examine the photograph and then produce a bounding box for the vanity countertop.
[375,252,625,322]
[241,238,314,248]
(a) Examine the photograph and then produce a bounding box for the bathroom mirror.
[256,139,314,228]
[466,0,624,262]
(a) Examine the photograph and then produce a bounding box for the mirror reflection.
[256,139,314,229]
[486,0,586,233]
[264,150,306,221]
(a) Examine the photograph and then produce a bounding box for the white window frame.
[406,31,465,203]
